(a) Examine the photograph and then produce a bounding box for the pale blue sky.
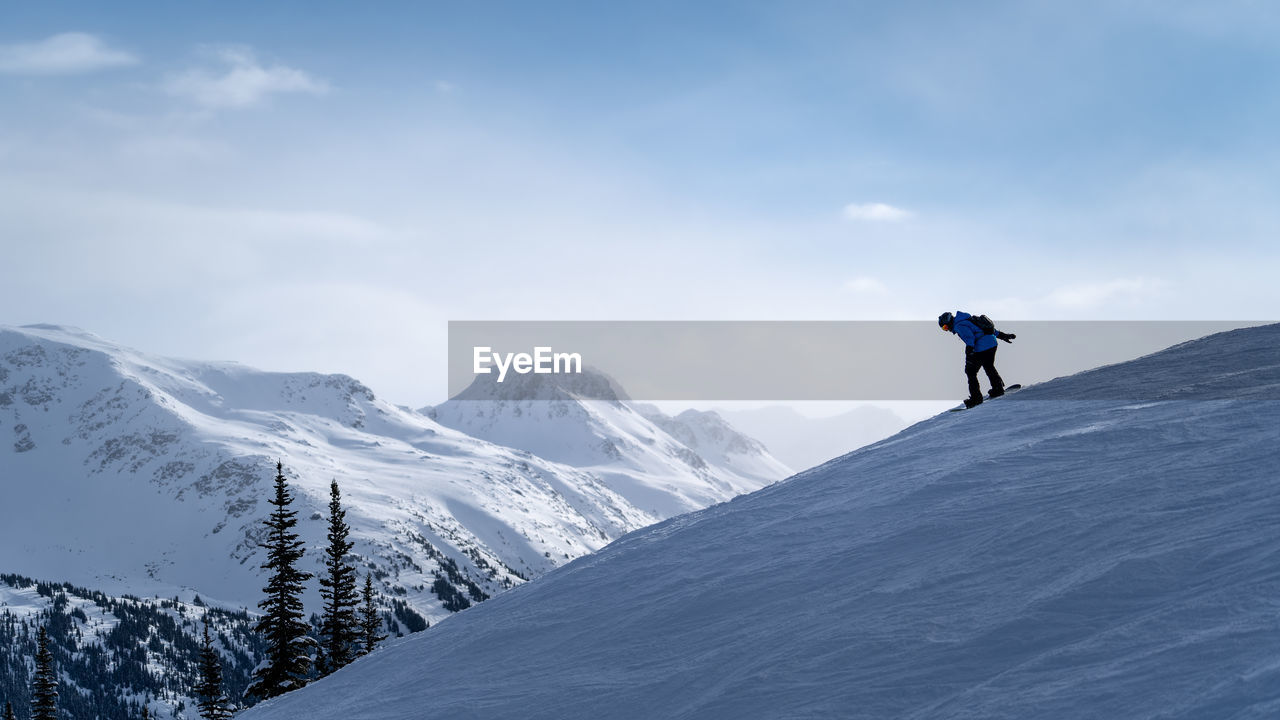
[2,2,1278,404]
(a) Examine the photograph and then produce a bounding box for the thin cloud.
[164,46,329,108]
[843,276,888,294]
[843,202,912,222]
[0,32,138,75]
[1045,277,1167,310]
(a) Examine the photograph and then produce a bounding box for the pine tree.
[31,626,58,720]
[245,461,316,701]
[196,616,231,719]
[141,705,150,720]
[4,700,16,720]
[317,479,360,675]
[359,573,386,655]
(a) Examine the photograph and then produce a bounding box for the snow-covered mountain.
[427,370,792,518]
[0,325,776,625]
[634,404,791,485]
[242,324,1280,720]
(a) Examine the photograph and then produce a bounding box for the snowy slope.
[428,370,792,518]
[242,324,1280,720]
[0,325,662,623]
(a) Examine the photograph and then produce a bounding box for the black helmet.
[938,312,954,330]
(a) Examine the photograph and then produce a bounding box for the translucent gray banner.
[447,321,1274,401]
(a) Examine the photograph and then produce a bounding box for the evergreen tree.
[317,479,360,675]
[196,616,231,719]
[4,700,16,720]
[245,462,316,701]
[31,626,58,720]
[141,705,150,720]
[359,573,386,656]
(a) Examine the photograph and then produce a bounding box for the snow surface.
[0,325,784,623]
[242,324,1280,719]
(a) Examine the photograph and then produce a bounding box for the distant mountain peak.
[447,364,629,403]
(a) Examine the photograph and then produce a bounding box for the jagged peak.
[447,364,630,403]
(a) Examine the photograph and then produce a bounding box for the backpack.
[969,314,996,335]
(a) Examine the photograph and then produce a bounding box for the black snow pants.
[965,346,1004,402]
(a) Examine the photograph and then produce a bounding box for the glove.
[997,332,1016,343]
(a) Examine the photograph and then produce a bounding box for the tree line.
[3,462,389,719]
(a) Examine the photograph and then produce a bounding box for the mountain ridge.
[0,325,784,627]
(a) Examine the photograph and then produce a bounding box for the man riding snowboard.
[938,311,1015,408]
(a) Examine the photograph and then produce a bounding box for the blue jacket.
[950,311,998,352]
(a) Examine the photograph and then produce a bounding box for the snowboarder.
[938,311,1016,408]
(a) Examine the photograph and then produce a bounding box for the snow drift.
[242,324,1280,719]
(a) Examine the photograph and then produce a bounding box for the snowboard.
[948,384,1022,412]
